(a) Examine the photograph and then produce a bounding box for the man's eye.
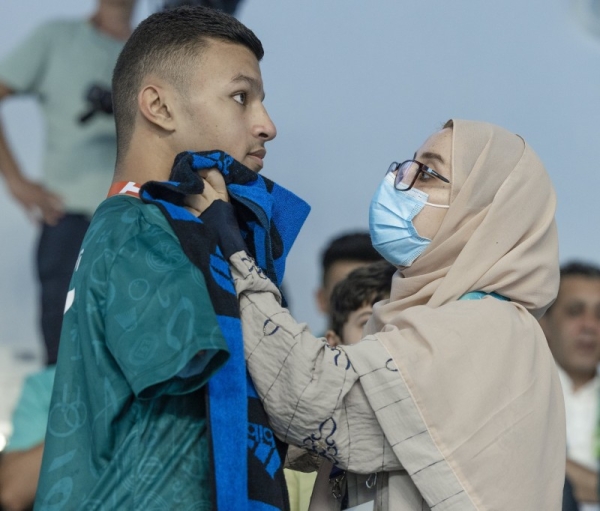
[565,304,583,316]
[233,92,247,105]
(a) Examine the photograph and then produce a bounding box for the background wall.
[1,0,599,358]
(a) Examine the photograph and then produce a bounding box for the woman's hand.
[189,169,246,257]
[184,168,229,216]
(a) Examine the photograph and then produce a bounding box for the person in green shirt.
[35,6,277,510]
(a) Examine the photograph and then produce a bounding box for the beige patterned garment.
[231,119,566,510]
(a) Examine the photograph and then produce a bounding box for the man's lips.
[574,338,600,354]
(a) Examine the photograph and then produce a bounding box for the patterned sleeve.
[0,21,57,94]
[104,226,229,399]
[230,252,402,474]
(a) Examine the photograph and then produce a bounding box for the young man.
[326,260,396,346]
[35,7,279,510]
[540,261,600,511]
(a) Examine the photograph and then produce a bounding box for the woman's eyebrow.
[416,151,445,165]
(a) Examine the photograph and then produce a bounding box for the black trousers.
[563,477,580,511]
[36,214,90,365]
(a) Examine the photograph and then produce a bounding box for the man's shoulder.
[86,196,178,251]
[95,195,173,230]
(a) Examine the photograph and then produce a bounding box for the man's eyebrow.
[230,73,265,100]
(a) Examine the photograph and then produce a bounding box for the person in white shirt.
[541,261,600,511]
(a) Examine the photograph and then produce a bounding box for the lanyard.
[107,181,141,199]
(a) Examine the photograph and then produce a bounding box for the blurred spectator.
[163,0,243,16]
[540,261,600,511]
[0,0,136,366]
[565,478,581,511]
[0,2,136,509]
[315,231,383,326]
[326,260,396,346]
[0,367,55,511]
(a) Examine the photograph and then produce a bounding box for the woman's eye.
[418,170,434,181]
[233,92,247,105]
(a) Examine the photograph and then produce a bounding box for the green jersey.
[35,195,229,510]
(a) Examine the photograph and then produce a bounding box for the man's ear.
[138,83,176,132]
[316,287,329,315]
[538,314,551,342]
[325,329,341,347]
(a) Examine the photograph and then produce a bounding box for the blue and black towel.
[140,150,310,511]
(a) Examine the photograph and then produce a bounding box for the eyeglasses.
[386,160,450,192]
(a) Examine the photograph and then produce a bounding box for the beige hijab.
[365,119,565,509]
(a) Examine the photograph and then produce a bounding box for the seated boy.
[325,260,396,346]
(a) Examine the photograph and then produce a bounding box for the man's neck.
[113,136,175,187]
[90,2,135,41]
[568,371,598,393]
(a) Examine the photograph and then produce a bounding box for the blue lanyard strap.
[459,291,510,301]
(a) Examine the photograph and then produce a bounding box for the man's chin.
[245,155,264,173]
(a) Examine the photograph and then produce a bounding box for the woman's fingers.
[199,169,229,202]
[184,169,229,215]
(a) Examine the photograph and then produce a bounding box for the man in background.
[163,0,243,15]
[540,261,600,511]
[315,231,383,327]
[0,2,136,509]
[0,0,136,366]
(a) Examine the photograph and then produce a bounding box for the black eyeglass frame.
[387,160,451,192]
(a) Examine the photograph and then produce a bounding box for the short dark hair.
[112,6,263,160]
[544,260,600,314]
[330,260,396,337]
[560,260,600,279]
[320,231,382,285]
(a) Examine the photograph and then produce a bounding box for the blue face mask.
[369,174,436,267]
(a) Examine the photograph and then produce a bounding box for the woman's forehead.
[415,128,452,164]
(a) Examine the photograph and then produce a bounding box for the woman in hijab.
[199,119,566,510]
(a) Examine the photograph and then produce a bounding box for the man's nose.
[254,105,277,142]
[580,310,600,333]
